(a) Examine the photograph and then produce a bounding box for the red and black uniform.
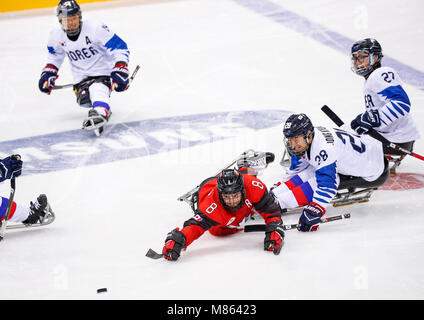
[180,173,282,247]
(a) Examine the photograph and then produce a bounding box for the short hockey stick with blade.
[244,213,351,232]
[0,179,16,241]
[145,248,165,260]
[52,64,141,90]
[321,105,424,161]
[146,214,351,258]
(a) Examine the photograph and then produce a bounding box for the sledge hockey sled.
[5,203,56,230]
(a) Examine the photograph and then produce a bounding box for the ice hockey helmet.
[57,0,82,37]
[216,169,245,211]
[351,38,383,77]
[283,113,314,157]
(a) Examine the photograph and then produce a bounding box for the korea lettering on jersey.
[46,20,130,83]
[363,66,420,143]
[271,126,384,209]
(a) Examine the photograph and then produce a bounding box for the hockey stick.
[145,248,165,260]
[146,213,351,259]
[244,213,351,232]
[52,64,141,90]
[52,83,74,90]
[0,178,16,241]
[321,105,424,161]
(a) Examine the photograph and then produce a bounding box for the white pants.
[89,82,111,116]
[0,197,30,223]
[271,167,340,209]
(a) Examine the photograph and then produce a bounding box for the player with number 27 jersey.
[361,66,420,143]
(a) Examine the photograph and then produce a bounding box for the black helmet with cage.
[351,38,383,77]
[283,113,314,157]
[216,169,245,211]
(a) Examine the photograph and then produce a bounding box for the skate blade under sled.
[82,112,110,136]
[330,187,377,207]
[280,187,378,215]
[6,204,56,230]
[250,187,379,221]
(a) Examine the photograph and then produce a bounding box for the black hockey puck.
[97,288,107,294]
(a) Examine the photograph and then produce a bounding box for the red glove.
[162,228,186,261]
[264,221,285,255]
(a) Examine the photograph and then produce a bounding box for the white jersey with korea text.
[363,66,420,143]
[283,126,384,208]
[45,20,130,83]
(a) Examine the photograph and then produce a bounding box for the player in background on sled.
[0,155,50,226]
[38,0,131,135]
[348,38,420,174]
[162,169,285,261]
[270,113,389,232]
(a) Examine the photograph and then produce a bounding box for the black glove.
[162,228,186,261]
[110,61,129,92]
[38,64,58,94]
[351,110,380,135]
[264,221,285,255]
[0,155,22,182]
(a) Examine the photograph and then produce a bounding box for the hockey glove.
[351,110,381,135]
[264,221,285,255]
[162,228,186,261]
[0,154,22,182]
[298,202,325,232]
[111,61,130,92]
[38,64,58,94]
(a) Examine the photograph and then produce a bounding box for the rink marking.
[233,0,424,91]
[0,110,291,176]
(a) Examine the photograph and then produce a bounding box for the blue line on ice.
[1,110,291,176]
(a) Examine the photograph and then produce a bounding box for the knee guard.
[74,84,91,108]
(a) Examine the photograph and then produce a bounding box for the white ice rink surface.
[1,0,424,300]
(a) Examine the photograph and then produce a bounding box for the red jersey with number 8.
[180,173,282,247]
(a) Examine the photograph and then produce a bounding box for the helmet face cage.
[351,38,383,77]
[57,0,82,37]
[283,114,314,157]
[283,133,313,157]
[217,169,245,212]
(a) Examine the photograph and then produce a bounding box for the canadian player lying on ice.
[348,38,420,175]
[0,155,50,226]
[271,113,389,232]
[38,0,131,135]
[162,168,285,261]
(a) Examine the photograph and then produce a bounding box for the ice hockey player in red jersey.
[162,168,285,261]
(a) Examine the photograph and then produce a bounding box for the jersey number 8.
[252,181,264,189]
